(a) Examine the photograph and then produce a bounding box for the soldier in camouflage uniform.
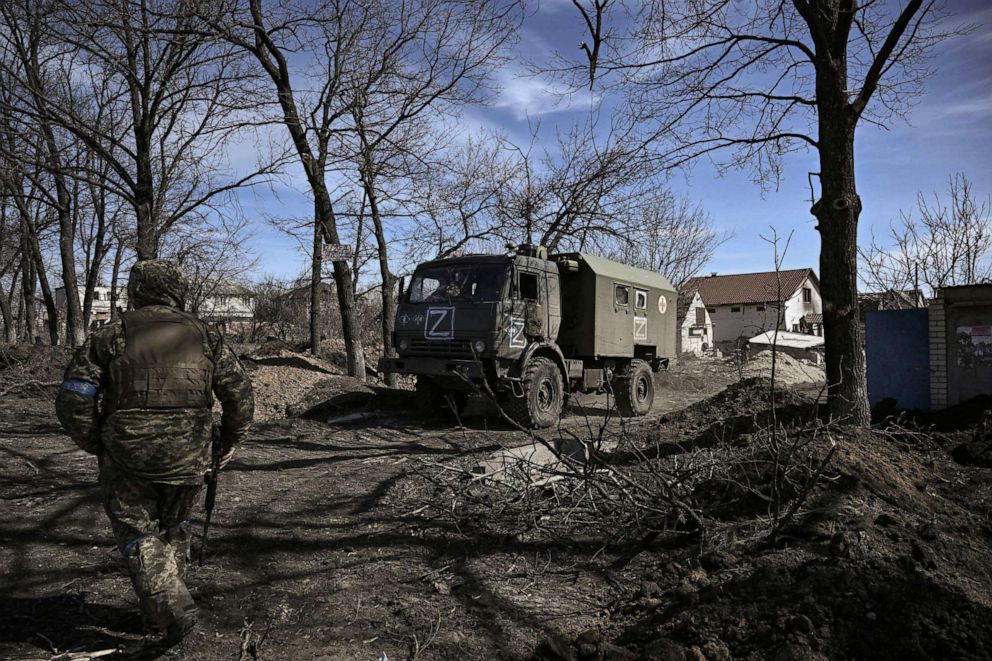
[55,260,254,646]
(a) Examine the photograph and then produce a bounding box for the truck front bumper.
[378,356,486,380]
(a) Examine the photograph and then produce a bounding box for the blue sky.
[241,0,992,284]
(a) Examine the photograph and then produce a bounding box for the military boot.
[123,536,198,644]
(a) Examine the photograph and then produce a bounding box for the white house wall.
[708,304,785,344]
[680,292,714,355]
[784,277,822,332]
[198,295,255,319]
[707,277,822,344]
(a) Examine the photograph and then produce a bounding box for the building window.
[792,323,799,332]
[706,307,716,313]
[93,291,101,301]
[695,307,706,325]
[689,327,704,337]
[634,289,648,310]
[756,304,765,311]
[614,284,630,306]
[803,287,812,302]
[731,306,741,313]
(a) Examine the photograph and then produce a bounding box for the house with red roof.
[683,268,822,349]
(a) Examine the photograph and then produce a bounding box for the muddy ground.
[1,348,991,660]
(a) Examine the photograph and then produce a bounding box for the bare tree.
[0,202,18,341]
[0,0,274,262]
[0,19,86,344]
[562,0,961,424]
[340,0,520,386]
[165,213,258,315]
[204,0,369,373]
[860,173,992,296]
[605,191,730,288]
[402,134,516,261]
[493,122,674,254]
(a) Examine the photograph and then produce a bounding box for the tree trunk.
[43,127,84,346]
[82,184,112,330]
[316,198,366,380]
[27,227,60,345]
[310,200,323,357]
[0,281,13,343]
[134,169,157,260]
[19,232,36,343]
[110,239,125,318]
[814,62,869,425]
[240,3,366,380]
[132,106,157,260]
[362,170,397,387]
[57,208,84,344]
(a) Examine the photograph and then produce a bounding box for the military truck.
[378,245,677,428]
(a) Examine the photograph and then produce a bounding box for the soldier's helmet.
[127,260,188,310]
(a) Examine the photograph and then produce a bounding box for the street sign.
[326,244,353,262]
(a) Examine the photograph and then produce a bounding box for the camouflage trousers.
[99,459,201,637]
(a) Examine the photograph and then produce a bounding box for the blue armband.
[62,380,99,398]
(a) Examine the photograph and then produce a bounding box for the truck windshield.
[408,265,506,303]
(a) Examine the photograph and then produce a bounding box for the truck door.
[517,269,544,340]
[545,270,561,340]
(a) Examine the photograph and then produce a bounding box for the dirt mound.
[246,362,338,421]
[648,378,820,456]
[0,344,74,397]
[602,425,992,660]
[252,336,297,357]
[244,349,338,374]
[287,376,415,421]
[741,350,825,386]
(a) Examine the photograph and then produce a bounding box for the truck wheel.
[505,356,564,429]
[615,359,654,417]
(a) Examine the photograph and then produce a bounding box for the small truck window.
[634,289,648,310]
[615,284,630,306]
[519,272,539,301]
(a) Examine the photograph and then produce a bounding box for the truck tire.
[505,356,564,429]
[416,376,468,418]
[615,359,654,417]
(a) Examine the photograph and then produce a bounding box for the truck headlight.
[472,339,486,354]
[398,337,410,352]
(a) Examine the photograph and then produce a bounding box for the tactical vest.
[106,308,214,413]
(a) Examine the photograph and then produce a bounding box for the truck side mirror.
[398,276,406,301]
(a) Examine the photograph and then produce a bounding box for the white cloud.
[493,67,599,120]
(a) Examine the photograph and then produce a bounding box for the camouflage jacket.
[55,305,254,484]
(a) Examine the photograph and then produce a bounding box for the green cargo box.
[553,252,677,360]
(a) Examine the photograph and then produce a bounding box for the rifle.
[199,423,224,566]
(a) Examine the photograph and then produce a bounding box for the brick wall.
[929,293,947,409]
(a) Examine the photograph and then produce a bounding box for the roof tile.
[685,269,816,306]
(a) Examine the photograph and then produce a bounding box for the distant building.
[55,285,126,330]
[194,282,255,321]
[676,289,714,356]
[860,288,926,314]
[684,268,822,350]
[56,280,255,337]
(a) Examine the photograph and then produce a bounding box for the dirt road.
[6,354,990,660]
[0,362,734,661]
